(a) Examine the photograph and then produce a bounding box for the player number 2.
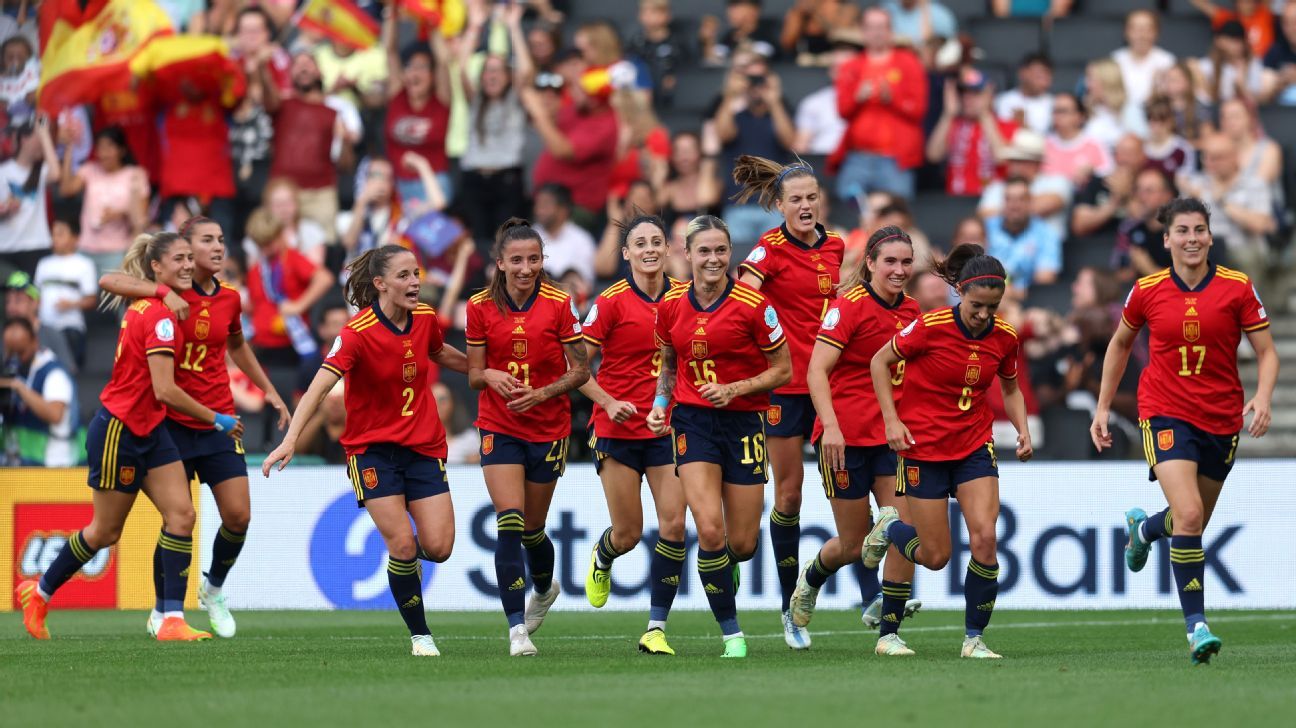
[689,359,717,385]
[957,386,974,411]
[507,361,531,386]
[1177,345,1206,376]
[650,350,664,377]
[739,433,765,464]
[400,387,415,417]
[179,343,208,372]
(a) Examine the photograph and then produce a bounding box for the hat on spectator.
[957,68,989,92]
[827,28,865,52]
[1002,129,1046,163]
[1216,20,1246,40]
[3,271,38,302]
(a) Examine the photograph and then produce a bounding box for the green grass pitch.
[3,609,1295,727]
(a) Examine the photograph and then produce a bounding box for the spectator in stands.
[2,271,75,370]
[1112,9,1176,109]
[245,178,330,267]
[1189,0,1274,59]
[927,68,1014,197]
[909,269,950,312]
[883,0,957,49]
[1043,93,1114,188]
[780,0,859,66]
[0,34,36,124]
[1071,134,1145,240]
[596,179,665,280]
[0,317,77,466]
[337,154,443,257]
[228,82,274,249]
[834,7,928,202]
[978,128,1072,238]
[296,378,347,465]
[534,183,597,292]
[1061,267,1140,421]
[527,21,563,74]
[1261,0,1296,104]
[985,176,1061,297]
[844,193,934,273]
[382,11,453,204]
[1083,59,1147,150]
[0,121,57,278]
[314,30,389,113]
[952,215,987,248]
[230,6,292,98]
[1218,98,1283,212]
[57,126,148,275]
[576,20,652,103]
[656,131,722,232]
[990,0,1072,19]
[703,0,781,65]
[33,218,96,371]
[1115,167,1178,278]
[626,0,689,105]
[1195,20,1267,106]
[793,30,859,156]
[994,52,1054,134]
[609,85,671,206]
[1154,61,1211,144]
[435,381,480,465]
[1142,95,1197,177]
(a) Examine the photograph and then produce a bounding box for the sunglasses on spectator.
[535,72,564,90]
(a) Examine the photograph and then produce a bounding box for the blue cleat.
[1190,623,1222,665]
[1124,508,1150,572]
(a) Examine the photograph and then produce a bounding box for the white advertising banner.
[200,461,1296,611]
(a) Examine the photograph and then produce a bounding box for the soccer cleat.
[789,562,820,628]
[781,610,811,650]
[15,580,50,640]
[721,634,747,658]
[1189,623,1222,665]
[1124,507,1151,573]
[862,595,924,628]
[861,507,899,569]
[638,628,675,655]
[199,582,236,638]
[585,547,611,609]
[875,633,916,656]
[155,617,212,642]
[411,634,441,657]
[960,635,1002,659]
[509,624,538,656]
[524,581,561,634]
[147,610,164,637]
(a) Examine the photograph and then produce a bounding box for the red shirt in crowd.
[168,280,243,429]
[945,117,1018,196]
[385,89,451,177]
[101,298,179,436]
[246,248,319,350]
[1212,6,1274,58]
[835,48,929,169]
[270,98,337,191]
[532,101,619,212]
[159,100,235,200]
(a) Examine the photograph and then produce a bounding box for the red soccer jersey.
[320,303,448,458]
[812,283,921,446]
[889,306,1020,461]
[1121,264,1269,435]
[737,224,845,395]
[168,279,242,429]
[584,275,682,440]
[466,282,584,442]
[247,248,318,350]
[101,298,181,437]
[655,279,787,413]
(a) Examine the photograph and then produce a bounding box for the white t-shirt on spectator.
[977,172,1074,239]
[994,90,1053,134]
[1195,57,1266,104]
[795,86,846,155]
[325,95,364,162]
[25,348,76,467]
[1112,47,1176,108]
[535,221,597,286]
[0,161,51,253]
[446,428,481,465]
[34,252,97,332]
[1084,102,1149,149]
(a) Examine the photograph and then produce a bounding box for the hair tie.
[775,162,814,188]
[959,274,1006,289]
[867,233,906,252]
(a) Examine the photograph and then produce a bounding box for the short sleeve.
[737,243,778,283]
[755,302,786,352]
[557,297,583,344]
[40,367,74,405]
[1038,224,1063,274]
[320,326,359,378]
[1240,282,1270,333]
[815,299,858,350]
[582,295,613,347]
[465,300,487,346]
[427,312,446,356]
[144,308,178,357]
[654,298,674,349]
[890,317,927,360]
[224,290,243,336]
[998,335,1020,380]
[77,258,98,297]
[1120,284,1145,331]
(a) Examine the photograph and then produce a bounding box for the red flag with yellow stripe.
[400,0,465,37]
[297,0,380,50]
[129,36,246,109]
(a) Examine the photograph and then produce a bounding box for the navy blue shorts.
[347,443,449,507]
[86,408,181,494]
[765,392,816,439]
[166,419,246,488]
[670,404,767,486]
[479,429,569,483]
[815,443,897,500]
[895,442,998,500]
[591,434,674,476]
[1139,416,1239,483]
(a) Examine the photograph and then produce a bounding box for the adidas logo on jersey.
[1183,578,1202,592]
[777,557,798,568]
[705,584,724,595]
[977,601,996,611]
[513,326,526,334]
[508,577,526,591]
[402,595,422,609]
[661,576,680,586]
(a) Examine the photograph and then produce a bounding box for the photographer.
[0,317,77,467]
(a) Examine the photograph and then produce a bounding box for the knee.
[727,536,756,562]
[222,510,251,534]
[611,524,643,553]
[921,546,951,571]
[1173,507,1205,536]
[839,531,865,557]
[967,529,998,563]
[695,522,726,552]
[83,525,122,550]
[387,533,417,562]
[164,507,196,536]
[773,488,802,514]
[657,514,686,542]
[418,535,453,563]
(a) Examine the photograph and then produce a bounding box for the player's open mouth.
[404,289,419,302]
[642,255,659,265]
[797,212,814,223]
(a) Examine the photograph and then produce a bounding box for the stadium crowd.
[1,0,1293,467]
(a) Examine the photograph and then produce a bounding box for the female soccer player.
[466,219,590,657]
[860,243,1033,660]
[732,155,844,649]
[791,226,923,656]
[16,232,243,642]
[100,216,290,639]
[579,214,687,656]
[1090,198,1277,665]
[647,215,792,658]
[263,244,467,657]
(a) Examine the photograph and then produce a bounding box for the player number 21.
[507,361,531,386]
[1177,345,1206,376]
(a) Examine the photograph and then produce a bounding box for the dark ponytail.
[487,217,548,313]
[933,243,1007,293]
[840,225,913,292]
[730,154,817,210]
[344,244,411,309]
[1156,197,1211,230]
[617,211,668,250]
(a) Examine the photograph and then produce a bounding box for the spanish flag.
[400,0,466,37]
[38,0,174,114]
[130,36,246,109]
[297,0,379,50]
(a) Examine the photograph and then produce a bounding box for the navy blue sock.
[964,558,999,637]
[879,580,912,637]
[495,510,526,627]
[649,538,685,623]
[805,552,836,589]
[1142,508,1173,543]
[152,541,164,611]
[206,525,246,588]
[387,557,429,636]
[886,520,921,563]
[697,547,740,635]
[157,530,193,613]
[38,531,97,598]
[522,528,555,594]
[594,527,630,569]
[855,562,880,603]
[769,510,800,611]
[1170,535,1206,631]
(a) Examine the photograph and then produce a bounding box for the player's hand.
[820,424,846,472]
[163,289,190,320]
[266,391,291,431]
[885,418,915,452]
[262,441,294,476]
[1016,431,1033,462]
[1089,408,1112,452]
[605,399,638,423]
[1244,396,1272,438]
[698,382,736,408]
[507,387,548,413]
[646,406,669,435]
[483,369,523,399]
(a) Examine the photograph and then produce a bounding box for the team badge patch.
[482,434,495,455]
[834,469,849,489]
[817,274,833,295]
[119,467,136,486]
[964,365,981,385]
[584,304,598,326]
[362,468,379,489]
[1183,320,1201,342]
[900,320,916,336]
[676,433,687,456]
[745,246,767,263]
[905,466,920,485]
[691,340,708,359]
[766,405,783,426]
[512,340,527,358]
[155,319,175,342]
[822,307,841,330]
[328,336,342,358]
[194,319,210,340]
[402,362,417,383]
[1157,429,1175,451]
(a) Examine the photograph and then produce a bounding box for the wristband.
[653,395,670,410]
[155,284,171,300]
[212,413,238,433]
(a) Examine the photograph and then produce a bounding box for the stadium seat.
[1063,234,1119,274]
[1051,62,1086,94]
[910,192,980,250]
[1023,281,1071,313]
[970,17,1044,68]
[944,0,986,26]
[1038,407,1101,460]
[672,67,726,113]
[1047,18,1125,66]
[658,108,705,135]
[1260,107,1296,149]
[1080,0,1158,17]
[771,63,831,107]
[1155,17,1214,60]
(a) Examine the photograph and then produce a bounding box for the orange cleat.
[15,580,50,640]
[156,617,212,642]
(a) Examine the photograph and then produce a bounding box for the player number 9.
[650,350,664,377]
[890,360,906,386]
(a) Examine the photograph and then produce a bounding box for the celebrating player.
[1090,198,1277,665]
[579,214,687,656]
[99,216,290,639]
[647,215,792,659]
[732,154,844,649]
[16,232,243,642]
[263,245,467,657]
[860,244,1033,660]
[466,218,590,657]
[791,226,923,656]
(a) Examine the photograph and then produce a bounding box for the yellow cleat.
[15,580,50,640]
[638,628,675,655]
[156,617,212,642]
[586,546,611,608]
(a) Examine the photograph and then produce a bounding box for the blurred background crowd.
[1,0,1294,468]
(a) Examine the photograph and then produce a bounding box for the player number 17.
[1177,345,1206,376]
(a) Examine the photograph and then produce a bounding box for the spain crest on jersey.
[119,466,136,486]
[194,319,210,340]
[482,434,495,455]
[691,340,708,359]
[402,362,417,383]
[676,433,687,455]
[1157,429,1175,451]
[512,339,527,358]
[766,405,783,426]
[817,274,833,295]
[905,466,920,485]
[964,365,981,385]
[834,469,849,489]
[1183,320,1201,342]
[362,467,379,489]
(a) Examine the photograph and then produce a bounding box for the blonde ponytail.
[100,232,184,311]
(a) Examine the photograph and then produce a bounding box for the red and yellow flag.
[129,36,246,109]
[38,0,174,114]
[297,0,380,50]
[401,0,465,37]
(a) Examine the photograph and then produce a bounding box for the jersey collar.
[372,302,413,336]
[192,276,221,298]
[862,280,906,310]
[505,285,541,313]
[780,222,829,251]
[626,273,670,303]
[688,277,734,313]
[1170,262,1216,292]
[952,304,993,341]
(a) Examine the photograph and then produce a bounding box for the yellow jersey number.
[179,343,208,372]
[890,360,906,386]
[401,387,415,417]
[507,361,531,386]
[740,433,766,464]
[957,386,974,411]
[1177,345,1206,377]
[650,350,664,377]
[688,359,717,386]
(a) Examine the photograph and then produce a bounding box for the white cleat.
[524,581,561,635]
[411,634,441,656]
[789,562,820,628]
[509,624,538,656]
[781,610,811,650]
[861,506,899,569]
[862,595,924,628]
[146,610,163,637]
[198,582,236,638]
[875,633,916,656]
[961,635,1002,659]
